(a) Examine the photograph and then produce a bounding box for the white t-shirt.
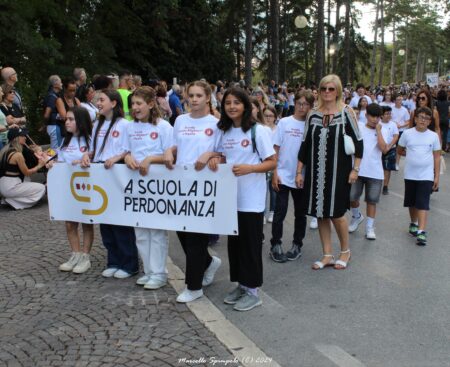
[273,116,305,188]
[358,110,367,125]
[125,119,173,162]
[398,128,440,181]
[218,124,275,212]
[349,95,362,108]
[58,136,88,164]
[90,117,129,162]
[379,101,395,110]
[380,120,399,145]
[173,113,220,165]
[391,106,410,132]
[80,102,98,123]
[288,94,295,107]
[358,124,384,180]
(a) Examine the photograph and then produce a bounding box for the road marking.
[315,344,366,367]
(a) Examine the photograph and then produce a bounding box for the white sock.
[366,217,375,229]
[351,208,361,218]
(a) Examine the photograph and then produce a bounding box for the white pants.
[0,176,46,209]
[135,228,168,281]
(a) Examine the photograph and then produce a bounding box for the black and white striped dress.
[298,107,363,218]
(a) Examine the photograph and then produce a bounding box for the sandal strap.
[323,254,334,257]
[340,250,350,254]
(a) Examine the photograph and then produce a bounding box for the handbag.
[342,106,355,155]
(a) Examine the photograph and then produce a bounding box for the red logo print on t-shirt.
[205,128,213,136]
[80,146,87,152]
[241,139,250,147]
[112,131,120,138]
[150,132,158,140]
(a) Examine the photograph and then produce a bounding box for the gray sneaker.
[72,253,91,274]
[233,292,262,311]
[223,286,246,305]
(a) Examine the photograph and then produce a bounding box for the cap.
[7,128,28,142]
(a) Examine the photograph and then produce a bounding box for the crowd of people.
[0,64,449,312]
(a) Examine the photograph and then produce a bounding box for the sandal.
[334,249,351,270]
[312,254,335,270]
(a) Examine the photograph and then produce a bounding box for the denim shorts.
[350,176,383,203]
[382,147,397,171]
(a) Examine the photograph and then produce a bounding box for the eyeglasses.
[417,96,427,101]
[320,87,336,93]
[417,115,431,122]
[296,102,310,107]
[264,114,275,118]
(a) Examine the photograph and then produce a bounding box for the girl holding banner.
[124,86,173,289]
[81,89,139,279]
[164,81,222,303]
[212,87,276,311]
[55,106,94,274]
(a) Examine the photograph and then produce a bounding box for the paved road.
[0,205,235,367]
[170,158,450,367]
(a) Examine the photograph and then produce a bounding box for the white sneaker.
[349,214,364,233]
[309,217,318,229]
[395,163,400,171]
[136,275,151,285]
[176,288,203,303]
[263,216,267,224]
[59,252,82,272]
[202,256,222,286]
[101,267,118,278]
[144,278,167,290]
[267,211,274,223]
[72,253,91,274]
[366,227,376,240]
[113,269,132,279]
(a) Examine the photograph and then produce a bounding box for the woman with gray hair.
[43,75,63,149]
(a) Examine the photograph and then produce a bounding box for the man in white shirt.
[392,93,410,169]
[269,91,314,262]
[349,83,366,108]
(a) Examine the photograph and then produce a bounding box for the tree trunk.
[390,17,396,85]
[370,0,380,88]
[332,0,341,73]
[402,30,408,82]
[244,0,253,86]
[270,0,280,84]
[415,49,421,83]
[305,40,309,86]
[315,0,325,84]
[266,0,272,81]
[236,28,240,80]
[378,0,385,86]
[343,0,351,85]
[326,0,331,74]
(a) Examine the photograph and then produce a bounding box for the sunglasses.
[417,96,427,101]
[320,87,336,92]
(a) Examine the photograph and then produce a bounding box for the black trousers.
[228,212,264,288]
[270,184,306,247]
[177,231,212,290]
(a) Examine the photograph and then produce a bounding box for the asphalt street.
[169,156,450,367]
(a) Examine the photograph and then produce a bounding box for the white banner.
[47,163,238,235]
[426,73,439,88]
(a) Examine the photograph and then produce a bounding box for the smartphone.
[46,154,58,164]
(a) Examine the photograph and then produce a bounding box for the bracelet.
[352,167,360,172]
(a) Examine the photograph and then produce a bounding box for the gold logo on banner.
[70,172,108,215]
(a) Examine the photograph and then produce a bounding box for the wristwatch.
[353,166,360,172]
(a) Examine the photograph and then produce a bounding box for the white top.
[398,128,440,181]
[358,110,367,125]
[379,101,395,109]
[58,136,88,163]
[380,120,399,145]
[125,119,173,162]
[288,94,295,106]
[391,106,410,132]
[349,95,361,108]
[90,117,129,162]
[218,124,275,212]
[273,116,305,188]
[173,113,220,165]
[80,102,98,123]
[358,124,384,180]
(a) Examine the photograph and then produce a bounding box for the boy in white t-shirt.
[392,93,410,170]
[397,107,440,246]
[349,103,387,239]
[270,91,314,262]
[380,106,399,194]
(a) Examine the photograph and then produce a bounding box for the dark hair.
[218,87,253,132]
[356,83,365,90]
[250,96,266,124]
[92,75,112,91]
[416,89,433,109]
[437,89,447,101]
[61,106,92,150]
[78,83,95,103]
[366,103,382,117]
[92,89,124,160]
[357,96,370,111]
[62,77,77,90]
[381,105,392,114]
[155,84,167,98]
[415,106,432,118]
[295,90,315,106]
[131,86,161,125]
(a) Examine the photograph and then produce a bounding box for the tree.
[370,0,380,88]
[314,0,325,84]
[269,0,280,83]
[244,0,253,86]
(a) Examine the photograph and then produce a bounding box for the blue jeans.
[270,184,306,247]
[47,125,62,149]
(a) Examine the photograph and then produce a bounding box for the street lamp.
[398,49,405,56]
[294,15,308,29]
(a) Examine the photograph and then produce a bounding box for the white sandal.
[334,249,351,270]
[312,254,335,270]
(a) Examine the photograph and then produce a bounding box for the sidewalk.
[0,202,237,367]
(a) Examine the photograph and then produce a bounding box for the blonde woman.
[296,74,363,270]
